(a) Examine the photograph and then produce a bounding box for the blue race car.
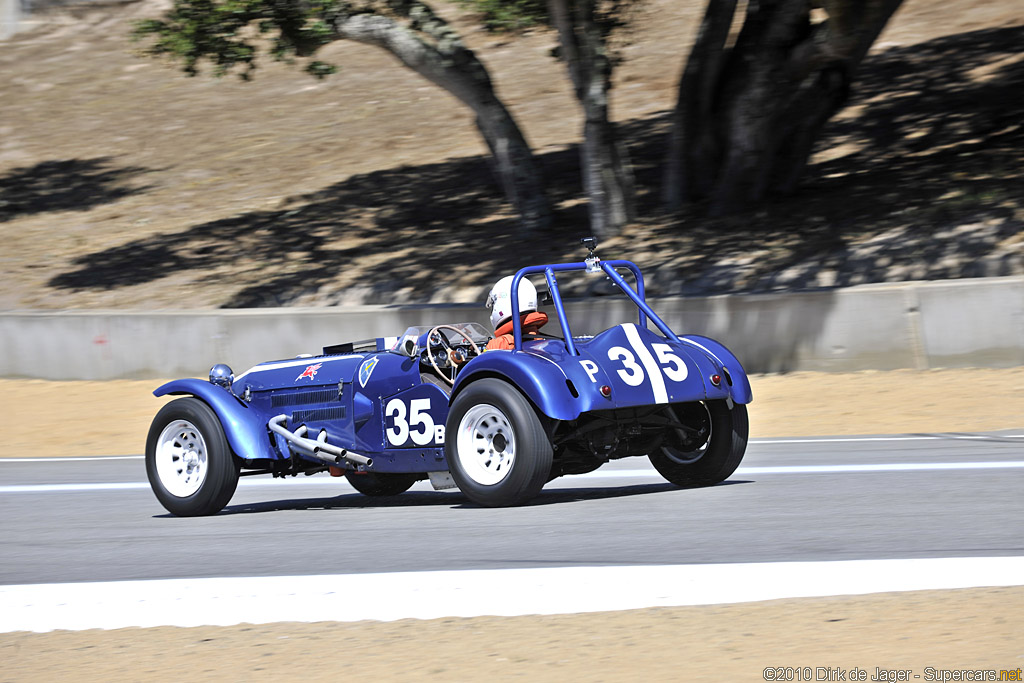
[146,242,752,516]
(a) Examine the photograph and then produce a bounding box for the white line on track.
[738,462,1024,474]
[2,557,1022,633]
[753,434,1024,444]
[1,483,152,493]
[0,456,145,463]
[3,461,1022,493]
[576,461,1024,476]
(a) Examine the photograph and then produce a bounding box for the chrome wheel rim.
[457,404,516,485]
[155,419,208,497]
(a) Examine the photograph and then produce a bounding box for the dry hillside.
[1,0,1021,309]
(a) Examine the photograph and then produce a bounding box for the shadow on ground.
[49,25,1024,306]
[49,146,586,305]
[213,481,715,515]
[0,157,153,223]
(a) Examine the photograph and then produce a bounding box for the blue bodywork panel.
[155,377,278,462]
[156,350,450,472]
[452,323,741,421]
[677,334,754,404]
[153,258,751,475]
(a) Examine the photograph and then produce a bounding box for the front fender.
[452,351,582,421]
[679,335,753,404]
[154,379,277,460]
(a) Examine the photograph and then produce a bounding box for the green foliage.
[133,0,349,79]
[454,0,547,32]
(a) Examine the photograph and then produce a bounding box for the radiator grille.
[272,388,339,407]
[292,407,346,423]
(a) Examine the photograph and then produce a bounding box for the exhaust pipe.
[313,440,372,466]
[268,415,374,468]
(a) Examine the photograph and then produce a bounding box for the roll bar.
[509,260,681,355]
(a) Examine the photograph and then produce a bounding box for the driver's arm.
[485,334,515,351]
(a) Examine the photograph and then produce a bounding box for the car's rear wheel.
[146,397,240,516]
[446,378,552,507]
[346,471,419,496]
[648,400,748,486]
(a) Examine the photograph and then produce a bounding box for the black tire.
[346,471,419,497]
[446,378,553,507]
[648,400,748,487]
[146,397,240,516]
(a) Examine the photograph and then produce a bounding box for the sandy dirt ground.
[3,588,1022,681]
[2,368,1023,680]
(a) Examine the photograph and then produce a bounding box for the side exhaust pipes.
[268,414,373,468]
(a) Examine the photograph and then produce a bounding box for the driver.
[485,275,549,351]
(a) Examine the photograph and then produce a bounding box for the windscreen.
[391,323,491,356]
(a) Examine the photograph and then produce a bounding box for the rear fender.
[154,379,279,461]
[451,352,581,421]
[678,335,753,404]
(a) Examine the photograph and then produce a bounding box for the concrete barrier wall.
[2,276,1022,380]
[1,0,140,39]
[0,0,20,40]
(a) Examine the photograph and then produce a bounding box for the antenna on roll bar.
[581,236,601,273]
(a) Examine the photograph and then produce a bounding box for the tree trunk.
[549,0,634,238]
[335,7,551,233]
[709,0,811,214]
[581,94,634,238]
[768,0,904,193]
[663,0,903,215]
[663,0,737,209]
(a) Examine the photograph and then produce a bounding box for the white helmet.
[486,275,537,331]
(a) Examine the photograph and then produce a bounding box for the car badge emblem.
[358,357,378,388]
[296,363,323,382]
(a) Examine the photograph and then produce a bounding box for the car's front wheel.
[648,400,748,487]
[146,397,240,516]
[446,378,552,507]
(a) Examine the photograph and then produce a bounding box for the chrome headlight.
[209,363,234,387]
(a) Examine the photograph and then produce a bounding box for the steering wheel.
[426,325,482,385]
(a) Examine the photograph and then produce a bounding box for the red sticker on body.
[295,363,322,381]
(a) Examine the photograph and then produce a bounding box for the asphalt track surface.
[2,432,1023,587]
